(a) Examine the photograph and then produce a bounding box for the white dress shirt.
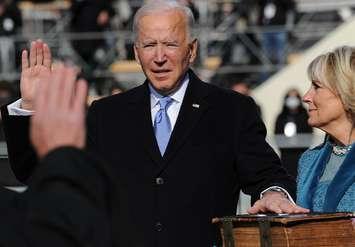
[7,99,33,116]
[149,73,189,131]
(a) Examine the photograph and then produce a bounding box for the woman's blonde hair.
[307,46,355,123]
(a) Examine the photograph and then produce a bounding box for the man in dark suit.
[2,1,308,246]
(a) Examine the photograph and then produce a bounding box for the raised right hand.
[20,39,52,110]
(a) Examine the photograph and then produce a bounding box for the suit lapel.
[163,71,210,167]
[130,71,210,170]
[129,83,164,167]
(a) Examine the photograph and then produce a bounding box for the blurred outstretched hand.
[30,64,88,158]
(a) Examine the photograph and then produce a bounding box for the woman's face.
[302,80,347,130]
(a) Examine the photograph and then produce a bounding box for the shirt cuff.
[260,186,295,204]
[7,99,34,116]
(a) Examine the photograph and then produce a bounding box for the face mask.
[285,96,300,110]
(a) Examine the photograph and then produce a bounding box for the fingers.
[266,198,287,214]
[60,65,78,110]
[48,63,66,108]
[33,65,85,113]
[33,68,50,117]
[247,200,266,214]
[288,204,310,214]
[36,39,44,65]
[21,50,29,70]
[29,41,36,67]
[270,200,310,214]
[47,64,84,111]
[73,79,88,113]
[248,193,311,215]
[43,43,52,68]
[28,39,51,67]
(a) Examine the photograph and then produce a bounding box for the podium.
[213,213,355,247]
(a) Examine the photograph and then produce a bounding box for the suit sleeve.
[0,186,27,247]
[1,103,38,183]
[25,147,113,247]
[234,96,296,201]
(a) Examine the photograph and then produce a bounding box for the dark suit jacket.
[0,147,115,247]
[1,70,295,246]
[25,147,115,247]
[0,186,26,247]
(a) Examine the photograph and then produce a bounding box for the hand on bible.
[30,64,88,159]
[248,191,310,214]
[20,39,52,110]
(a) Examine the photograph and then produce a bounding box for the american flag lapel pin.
[192,103,200,108]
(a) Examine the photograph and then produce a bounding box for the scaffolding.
[0,0,353,89]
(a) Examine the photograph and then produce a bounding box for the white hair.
[132,0,196,42]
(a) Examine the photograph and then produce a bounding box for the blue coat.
[297,139,355,212]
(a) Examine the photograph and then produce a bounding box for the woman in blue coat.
[298,46,355,212]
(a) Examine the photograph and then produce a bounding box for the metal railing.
[0,0,351,86]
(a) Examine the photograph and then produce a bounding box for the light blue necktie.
[154,97,173,155]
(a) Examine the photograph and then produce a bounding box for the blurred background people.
[298,46,355,212]
[70,0,115,74]
[69,0,116,95]
[214,0,260,68]
[257,0,295,67]
[274,88,313,178]
[0,0,22,77]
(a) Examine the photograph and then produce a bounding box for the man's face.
[134,10,197,95]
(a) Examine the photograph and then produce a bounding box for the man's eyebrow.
[141,40,157,44]
[137,40,157,46]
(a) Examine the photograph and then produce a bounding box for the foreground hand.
[248,191,310,214]
[21,39,52,110]
[30,64,88,159]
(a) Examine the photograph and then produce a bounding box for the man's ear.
[133,44,141,65]
[188,39,198,64]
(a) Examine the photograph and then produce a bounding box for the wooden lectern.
[213,212,355,247]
